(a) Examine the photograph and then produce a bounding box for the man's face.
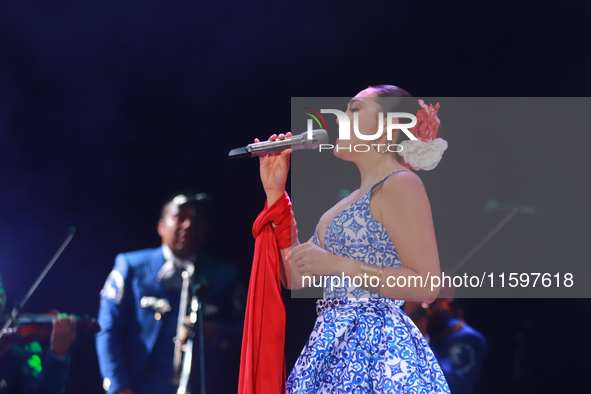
[157,203,197,258]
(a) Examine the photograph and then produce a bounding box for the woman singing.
[255,85,450,393]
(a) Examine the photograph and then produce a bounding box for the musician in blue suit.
[96,194,244,394]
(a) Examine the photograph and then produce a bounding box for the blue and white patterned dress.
[286,170,450,394]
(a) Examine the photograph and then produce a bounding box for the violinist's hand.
[256,132,292,205]
[50,313,77,355]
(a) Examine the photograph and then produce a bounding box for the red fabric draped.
[238,192,292,394]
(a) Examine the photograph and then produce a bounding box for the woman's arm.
[349,171,440,301]
[256,133,303,290]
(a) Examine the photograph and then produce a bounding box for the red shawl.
[238,192,292,394]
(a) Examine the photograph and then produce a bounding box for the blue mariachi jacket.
[96,247,173,394]
[96,247,244,394]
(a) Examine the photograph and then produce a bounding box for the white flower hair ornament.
[398,100,448,171]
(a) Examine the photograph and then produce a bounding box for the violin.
[0,310,100,358]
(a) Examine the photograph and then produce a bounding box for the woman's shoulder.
[371,170,429,218]
[380,170,425,195]
[370,171,431,225]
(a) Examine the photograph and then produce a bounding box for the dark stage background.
[1,1,590,393]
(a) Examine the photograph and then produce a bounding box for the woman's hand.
[256,132,292,205]
[287,242,337,277]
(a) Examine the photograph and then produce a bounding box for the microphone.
[228,129,328,159]
[485,199,537,214]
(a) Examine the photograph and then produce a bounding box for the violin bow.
[0,227,76,340]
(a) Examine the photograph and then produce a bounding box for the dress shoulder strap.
[369,169,408,194]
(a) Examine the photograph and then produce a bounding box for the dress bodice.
[312,170,406,300]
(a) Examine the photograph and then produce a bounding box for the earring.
[372,137,390,154]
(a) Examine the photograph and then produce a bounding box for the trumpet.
[173,270,203,394]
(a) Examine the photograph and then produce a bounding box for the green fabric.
[27,354,43,377]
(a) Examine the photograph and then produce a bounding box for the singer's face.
[334,88,385,160]
[158,203,197,258]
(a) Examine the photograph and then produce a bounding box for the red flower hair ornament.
[398,100,448,171]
